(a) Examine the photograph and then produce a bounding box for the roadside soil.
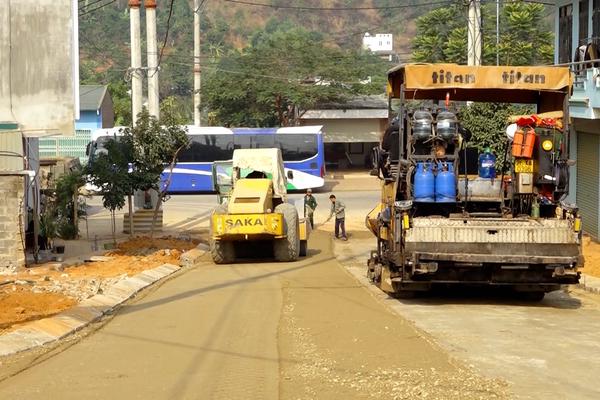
[582,235,600,278]
[0,236,199,334]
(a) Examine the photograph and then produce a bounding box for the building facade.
[39,85,114,163]
[300,96,388,170]
[555,0,600,237]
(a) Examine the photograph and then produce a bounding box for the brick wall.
[0,175,25,272]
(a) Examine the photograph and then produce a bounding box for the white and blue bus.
[87,125,325,192]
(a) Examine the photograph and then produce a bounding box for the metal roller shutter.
[577,132,600,238]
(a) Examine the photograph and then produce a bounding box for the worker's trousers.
[335,217,346,238]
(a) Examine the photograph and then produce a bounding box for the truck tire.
[299,240,307,257]
[210,204,235,264]
[210,240,235,264]
[274,203,300,262]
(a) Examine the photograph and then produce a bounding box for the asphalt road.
[0,231,506,399]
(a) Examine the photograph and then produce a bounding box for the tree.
[411,0,550,155]
[86,135,135,244]
[412,0,554,66]
[122,109,189,238]
[202,27,389,127]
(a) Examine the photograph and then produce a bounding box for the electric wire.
[155,0,176,73]
[222,0,455,11]
[79,0,116,17]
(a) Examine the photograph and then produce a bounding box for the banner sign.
[397,64,572,92]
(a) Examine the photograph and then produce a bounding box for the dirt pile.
[582,236,600,278]
[0,236,199,333]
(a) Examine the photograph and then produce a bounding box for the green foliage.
[412,1,550,157]
[121,109,189,192]
[202,27,389,127]
[86,134,134,212]
[459,102,534,159]
[109,81,133,126]
[52,169,87,240]
[412,0,554,66]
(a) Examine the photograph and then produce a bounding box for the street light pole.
[129,0,143,125]
[145,0,160,120]
[467,0,482,66]
[194,0,202,126]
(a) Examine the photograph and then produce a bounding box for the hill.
[78,0,436,121]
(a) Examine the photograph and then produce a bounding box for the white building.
[362,33,393,54]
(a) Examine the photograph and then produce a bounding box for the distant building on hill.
[362,33,394,61]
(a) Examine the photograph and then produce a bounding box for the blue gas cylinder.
[414,162,435,202]
[478,147,496,179]
[435,162,456,202]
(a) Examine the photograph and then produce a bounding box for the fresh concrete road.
[0,231,505,399]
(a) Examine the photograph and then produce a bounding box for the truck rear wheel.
[274,203,300,262]
[210,240,235,264]
[210,204,235,264]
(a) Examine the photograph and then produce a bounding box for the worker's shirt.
[330,200,345,220]
[304,195,317,211]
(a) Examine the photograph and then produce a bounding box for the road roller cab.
[210,148,309,263]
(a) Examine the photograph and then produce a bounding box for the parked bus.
[87,125,325,192]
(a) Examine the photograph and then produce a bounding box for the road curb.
[179,243,209,268]
[578,273,600,295]
[0,263,180,358]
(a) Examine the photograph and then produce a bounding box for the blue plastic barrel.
[478,147,496,179]
[435,162,456,202]
[414,162,435,202]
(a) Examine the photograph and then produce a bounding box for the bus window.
[233,134,275,149]
[276,134,318,161]
[178,134,233,162]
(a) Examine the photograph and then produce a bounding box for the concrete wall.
[0,175,26,272]
[0,0,77,136]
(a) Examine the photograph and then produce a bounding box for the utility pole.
[129,0,143,125]
[193,0,202,126]
[467,0,482,66]
[145,0,160,119]
[496,0,500,66]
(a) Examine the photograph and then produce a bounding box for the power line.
[79,0,116,17]
[78,0,108,12]
[156,0,176,71]
[195,0,209,13]
[222,0,454,11]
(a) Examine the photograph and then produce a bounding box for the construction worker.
[328,194,347,240]
[304,188,317,228]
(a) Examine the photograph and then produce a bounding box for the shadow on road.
[117,258,329,316]
[394,286,582,309]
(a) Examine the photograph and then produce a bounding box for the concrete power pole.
[467,0,482,66]
[193,0,201,126]
[145,0,160,119]
[129,0,143,125]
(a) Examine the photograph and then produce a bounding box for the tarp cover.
[390,64,571,91]
[387,64,572,107]
[232,148,287,199]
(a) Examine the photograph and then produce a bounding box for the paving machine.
[210,148,309,263]
[366,64,582,300]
